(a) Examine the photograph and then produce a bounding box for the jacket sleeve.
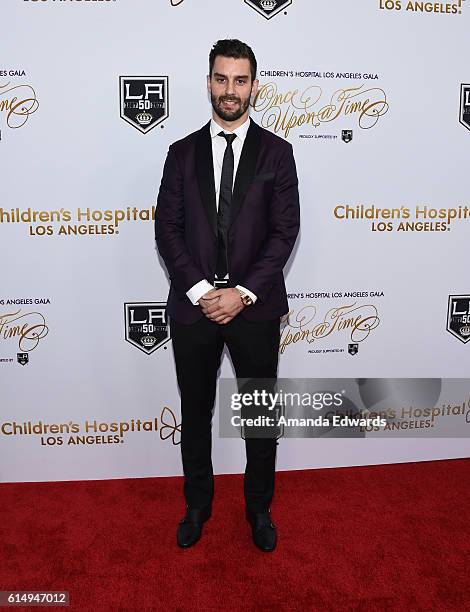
[239,143,300,303]
[155,144,206,296]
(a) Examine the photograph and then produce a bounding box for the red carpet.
[1,459,470,611]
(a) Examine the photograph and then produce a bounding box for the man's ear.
[207,74,211,95]
[251,78,259,98]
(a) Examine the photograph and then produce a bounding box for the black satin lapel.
[196,122,217,237]
[230,118,262,227]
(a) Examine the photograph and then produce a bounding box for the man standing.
[155,39,300,552]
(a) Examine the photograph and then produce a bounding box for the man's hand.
[198,289,220,309]
[198,288,244,324]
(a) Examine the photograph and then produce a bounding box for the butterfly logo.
[160,406,181,445]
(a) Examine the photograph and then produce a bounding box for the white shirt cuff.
[186,279,215,305]
[236,285,258,304]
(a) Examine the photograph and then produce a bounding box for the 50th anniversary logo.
[170,0,292,18]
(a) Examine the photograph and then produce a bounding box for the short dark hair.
[209,39,257,82]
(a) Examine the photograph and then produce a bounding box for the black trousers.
[170,314,280,513]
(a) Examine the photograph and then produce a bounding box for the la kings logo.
[120,76,169,134]
[124,302,170,354]
[245,0,292,19]
[447,295,470,344]
[459,84,470,132]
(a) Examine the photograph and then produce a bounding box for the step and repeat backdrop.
[1,0,469,483]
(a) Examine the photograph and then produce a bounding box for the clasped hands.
[198,288,244,325]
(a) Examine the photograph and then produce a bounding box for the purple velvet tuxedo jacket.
[155,118,300,324]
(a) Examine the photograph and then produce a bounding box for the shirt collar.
[210,115,250,144]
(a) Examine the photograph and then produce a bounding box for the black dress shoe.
[246,509,277,552]
[176,505,211,548]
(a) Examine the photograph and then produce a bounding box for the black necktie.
[216,131,236,279]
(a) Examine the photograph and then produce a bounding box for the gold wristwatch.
[237,289,253,306]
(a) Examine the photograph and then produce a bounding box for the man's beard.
[211,93,250,122]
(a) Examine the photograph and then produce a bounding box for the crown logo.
[260,0,277,10]
[460,325,470,337]
[136,112,153,126]
[141,335,157,347]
